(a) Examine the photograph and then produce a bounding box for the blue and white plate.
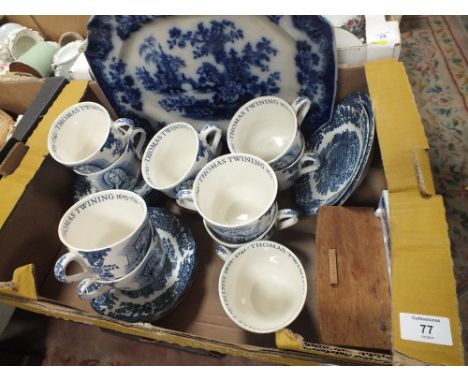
[294,92,375,215]
[85,16,336,138]
[89,207,196,323]
[73,173,156,202]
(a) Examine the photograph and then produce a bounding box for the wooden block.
[315,206,391,350]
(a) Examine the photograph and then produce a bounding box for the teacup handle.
[199,124,222,154]
[297,151,320,176]
[276,209,299,230]
[176,189,197,211]
[54,252,94,283]
[291,97,312,126]
[216,245,233,262]
[129,128,147,160]
[76,278,111,300]
[113,118,135,135]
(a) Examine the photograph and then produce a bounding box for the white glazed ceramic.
[54,190,153,282]
[0,23,23,44]
[204,203,299,255]
[227,96,311,171]
[142,122,221,198]
[204,203,299,246]
[48,102,136,173]
[7,27,44,60]
[176,153,278,241]
[275,136,319,191]
[218,240,307,333]
[76,225,166,300]
[74,129,146,191]
[68,52,93,80]
[52,40,83,78]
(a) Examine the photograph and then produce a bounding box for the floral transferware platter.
[90,207,196,323]
[85,15,336,139]
[294,92,375,215]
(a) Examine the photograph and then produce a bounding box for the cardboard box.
[336,16,401,66]
[0,56,463,364]
[0,78,67,176]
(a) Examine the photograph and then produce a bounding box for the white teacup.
[275,136,319,191]
[218,241,307,333]
[176,153,278,242]
[48,102,136,173]
[74,129,146,191]
[142,122,222,198]
[227,96,311,171]
[76,230,166,300]
[54,190,154,282]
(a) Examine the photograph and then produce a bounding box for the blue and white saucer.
[85,16,336,138]
[89,207,196,323]
[73,173,156,202]
[294,92,375,215]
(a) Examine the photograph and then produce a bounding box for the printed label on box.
[400,312,453,346]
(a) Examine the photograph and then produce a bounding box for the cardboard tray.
[0,60,464,365]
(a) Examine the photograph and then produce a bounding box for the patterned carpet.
[399,15,468,360]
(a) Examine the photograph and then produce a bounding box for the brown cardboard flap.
[412,148,436,197]
[0,141,28,175]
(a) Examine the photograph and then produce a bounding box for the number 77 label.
[400,313,453,346]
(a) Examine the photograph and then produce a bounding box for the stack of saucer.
[294,92,376,215]
[46,101,155,202]
[53,190,196,323]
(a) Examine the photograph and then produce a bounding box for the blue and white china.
[89,207,196,323]
[204,203,299,245]
[275,135,319,191]
[227,96,310,171]
[176,153,279,242]
[73,172,156,203]
[48,102,136,174]
[205,203,299,254]
[218,240,307,333]
[142,122,222,198]
[54,190,152,282]
[76,224,166,300]
[85,16,336,137]
[74,128,146,191]
[294,92,375,215]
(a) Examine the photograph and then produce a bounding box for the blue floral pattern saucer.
[294,92,375,215]
[89,207,196,323]
[85,16,336,138]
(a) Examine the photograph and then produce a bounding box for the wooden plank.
[315,206,391,350]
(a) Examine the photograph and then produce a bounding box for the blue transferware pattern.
[269,132,303,171]
[76,226,166,298]
[89,207,196,323]
[294,92,374,215]
[210,203,277,245]
[73,173,156,203]
[85,16,336,137]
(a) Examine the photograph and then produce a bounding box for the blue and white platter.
[73,173,156,202]
[85,16,336,138]
[90,207,196,323]
[294,92,375,215]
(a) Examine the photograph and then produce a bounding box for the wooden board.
[315,206,391,350]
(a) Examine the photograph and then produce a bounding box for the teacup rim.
[218,240,307,333]
[73,131,134,177]
[192,153,278,229]
[47,101,113,167]
[203,202,278,248]
[142,121,200,192]
[227,95,299,165]
[58,189,148,252]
